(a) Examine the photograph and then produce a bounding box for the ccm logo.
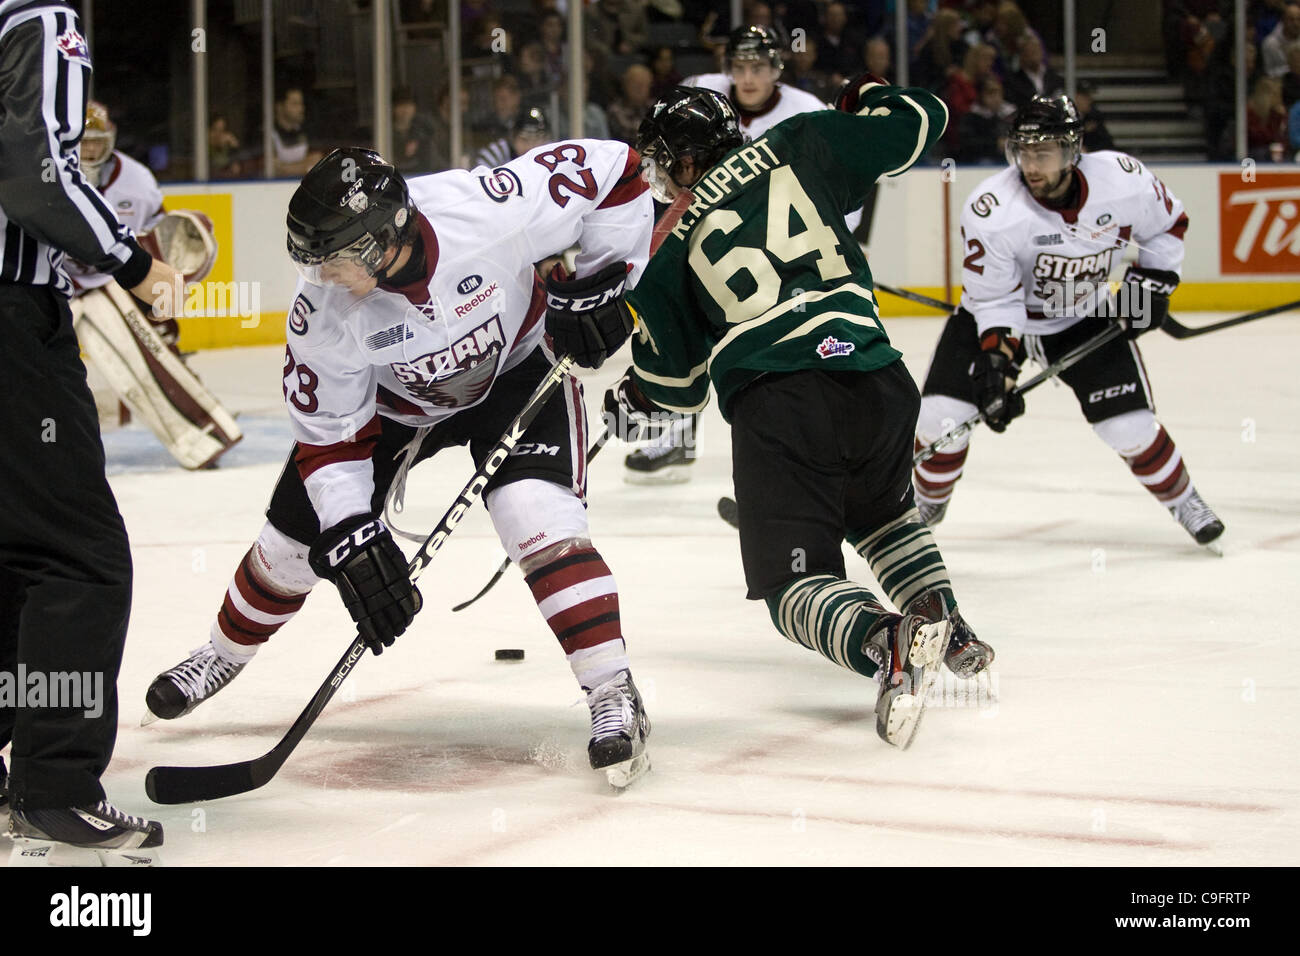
[511,442,560,456]
[325,519,383,566]
[1088,383,1138,403]
[547,282,624,313]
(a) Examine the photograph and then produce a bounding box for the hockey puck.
[495,648,525,661]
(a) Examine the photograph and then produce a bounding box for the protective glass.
[1005,138,1079,176]
[639,155,677,204]
[289,232,386,288]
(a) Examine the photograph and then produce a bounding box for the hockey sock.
[524,546,629,688]
[912,438,969,508]
[766,574,892,678]
[211,546,308,661]
[848,508,956,613]
[1123,425,1193,507]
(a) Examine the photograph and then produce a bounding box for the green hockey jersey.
[626,84,948,421]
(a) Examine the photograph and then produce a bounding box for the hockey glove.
[309,515,421,655]
[544,261,636,369]
[970,328,1025,434]
[603,367,679,443]
[835,72,892,113]
[1117,266,1178,339]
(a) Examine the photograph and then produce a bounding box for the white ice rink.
[38,312,1299,866]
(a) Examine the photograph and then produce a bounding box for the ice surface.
[30,313,1298,866]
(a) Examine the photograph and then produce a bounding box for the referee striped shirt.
[0,0,151,295]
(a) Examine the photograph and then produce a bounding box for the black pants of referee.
[0,285,131,810]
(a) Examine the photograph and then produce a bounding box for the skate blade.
[623,468,692,486]
[604,752,651,790]
[140,708,160,727]
[878,667,942,750]
[1202,539,1224,557]
[8,838,162,867]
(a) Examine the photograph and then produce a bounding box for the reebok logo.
[518,530,548,551]
[454,282,499,317]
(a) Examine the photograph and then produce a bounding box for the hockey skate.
[1171,490,1225,555]
[8,800,163,867]
[144,641,247,722]
[902,590,995,679]
[624,415,696,484]
[916,498,947,527]
[584,670,651,789]
[865,614,951,749]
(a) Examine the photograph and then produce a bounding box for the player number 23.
[689,166,850,324]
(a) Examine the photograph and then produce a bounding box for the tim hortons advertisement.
[1219,171,1300,274]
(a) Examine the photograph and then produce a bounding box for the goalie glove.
[544,261,636,369]
[970,328,1025,434]
[308,516,421,655]
[603,367,680,443]
[1117,266,1178,339]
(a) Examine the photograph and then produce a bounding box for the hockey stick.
[1161,299,1299,339]
[874,282,955,313]
[715,322,1126,528]
[145,355,576,804]
[451,426,612,612]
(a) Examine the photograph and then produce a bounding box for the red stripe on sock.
[560,621,625,655]
[235,552,307,614]
[526,549,623,652]
[525,550,604,603]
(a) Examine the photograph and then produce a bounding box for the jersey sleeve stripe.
[772,309,884,345]
[880,94,932,179]
[635,360,709,389]
[1166,212,1189,241]
[596,147,649,210]
[294,415,382,479]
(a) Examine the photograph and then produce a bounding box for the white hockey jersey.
[682,73,830,136]
[67,151,165,292]
[958,150,1188,337]
[283,138,653,529]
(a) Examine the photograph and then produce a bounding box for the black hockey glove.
[970,328,1025,434]
[835,71,892,113]
[1117,266,1178,339]
[309,515,421,655]
[544,261,636,370]
[603,367,679,443]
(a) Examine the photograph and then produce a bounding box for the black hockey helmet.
[1006,94,1083,168]
[286,147,414,285]
[726,24,784,71]
[636,86,745,202]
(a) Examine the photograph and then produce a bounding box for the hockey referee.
[0,0,178,857]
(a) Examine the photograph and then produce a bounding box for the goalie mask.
[1006,95,1083,197]
[81,101,117,188]
[635,86,746,203]
[286,148,415,289]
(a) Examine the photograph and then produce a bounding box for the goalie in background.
[66,101,241,469]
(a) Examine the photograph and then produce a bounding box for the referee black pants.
[0,285,130,810]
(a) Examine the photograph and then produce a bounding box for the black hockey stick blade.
[717,496,739,529]
[1162,300,1300,339]
[451,559,510,612]
[146,636,368,804]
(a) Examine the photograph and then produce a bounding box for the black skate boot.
[624,415,697,484]
[1171,489,1224,555]
[584,670,651,788]
[901,590,995,679]
[916,498,947,527]
[145,641,247,721]
[864,613,951,749]
[9,799,163,867]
